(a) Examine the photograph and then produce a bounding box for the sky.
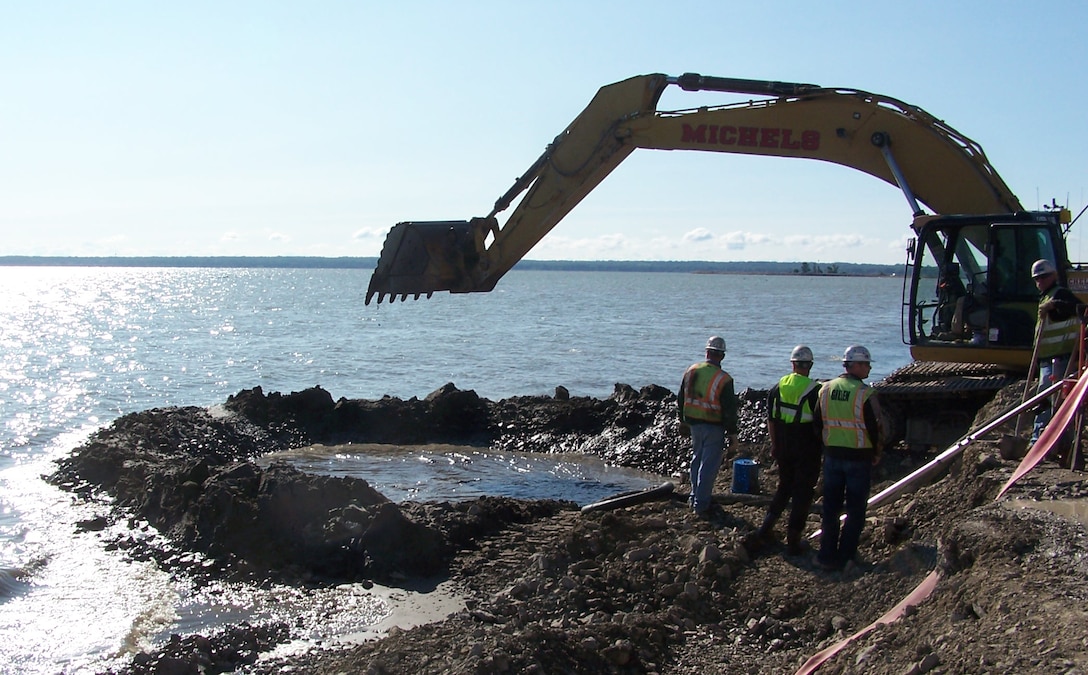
[1,1,1085,265]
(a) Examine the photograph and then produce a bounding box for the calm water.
[0,267,911,672]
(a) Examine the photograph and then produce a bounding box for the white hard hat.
[1031,259,1057,278]
[842,345,872,363]
[790,345,814,362]
[705,336,726,353]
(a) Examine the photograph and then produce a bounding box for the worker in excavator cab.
[1030,258,1083,444]
[749,345,822,557]
[934,263,968,338]
[678,336,739,520]
[813,345,885,572]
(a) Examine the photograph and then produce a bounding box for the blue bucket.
[731,459,760,494]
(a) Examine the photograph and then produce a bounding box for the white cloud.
[594,234,627,251]
[523,228,905,262]
[783,232,866,256]
[888,235,913,253]
[648,235,679,251]
[527,233,633,259]
[352,227,388,241]
[720,231,773,250]
[683,228,714,243]
[781,233,865,250]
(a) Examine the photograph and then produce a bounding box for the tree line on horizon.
[0,256,901,276]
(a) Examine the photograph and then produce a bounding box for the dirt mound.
[52,382,1088,674]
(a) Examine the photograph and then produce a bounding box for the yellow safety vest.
[818,375,874,449]
[771,373,817,424]
[681,362,733,424]
[1038,286,1081,360]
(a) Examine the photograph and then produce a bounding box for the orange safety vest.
[681,362,733,424]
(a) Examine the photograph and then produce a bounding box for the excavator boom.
[365,72,1022,305]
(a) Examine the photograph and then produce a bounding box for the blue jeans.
[689,423,725,513]
[818,454,872,567]
[1032,355,1069,443]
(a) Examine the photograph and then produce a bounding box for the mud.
[50,382,1088,674]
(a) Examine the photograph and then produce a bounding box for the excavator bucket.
[365,219,491,304]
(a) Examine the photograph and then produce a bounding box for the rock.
[355,503,448,576]
[602,639,635,666]
[75,516,108,532]
[976,452,1002,473]
[855,644,876,664]
[699,544,722,564]
[733,543,750,564]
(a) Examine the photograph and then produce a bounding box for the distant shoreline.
[0,256,901,276]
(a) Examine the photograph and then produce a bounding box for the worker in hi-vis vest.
[813,345,884,572]
[678,336,739,519]
[749,345,822,557]
[1030,258,1082,444]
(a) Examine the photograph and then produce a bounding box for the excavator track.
[873,361,1015,398]
[873,361,1018,450]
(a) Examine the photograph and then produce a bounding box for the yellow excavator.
[365,72,1080,447]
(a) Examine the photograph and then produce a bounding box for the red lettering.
[780,129,801,150]
[760,128,780,148]
[801,130,820,150]
[738,127,758,146]
[709,125,718,144]
[719,126,737,145]
[681,124,707,143]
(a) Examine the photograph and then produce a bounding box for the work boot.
[755,512,778,541]
[785,528,806,556]
[745,513,777,554]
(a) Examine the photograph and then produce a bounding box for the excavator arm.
[365,72,1022,304]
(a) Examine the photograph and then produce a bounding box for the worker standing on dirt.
[1030,258,1082,443]
[678,336,739,519]
[750,345,822,556]
[813,345,884,571]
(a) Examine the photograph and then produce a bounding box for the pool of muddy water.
[1005,498,1088,527]
[257,443,666,506]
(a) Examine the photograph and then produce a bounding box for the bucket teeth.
[365,220,480,305]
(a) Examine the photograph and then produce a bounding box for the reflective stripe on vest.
[818,376,873,449]
[1038,287,1080,359]
[682,362,732,423]
[772,373,817,424]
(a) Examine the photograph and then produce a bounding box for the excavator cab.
[904,211,1070,372]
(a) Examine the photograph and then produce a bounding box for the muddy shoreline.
[50,383,704,583]
[51,383,1088,674]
